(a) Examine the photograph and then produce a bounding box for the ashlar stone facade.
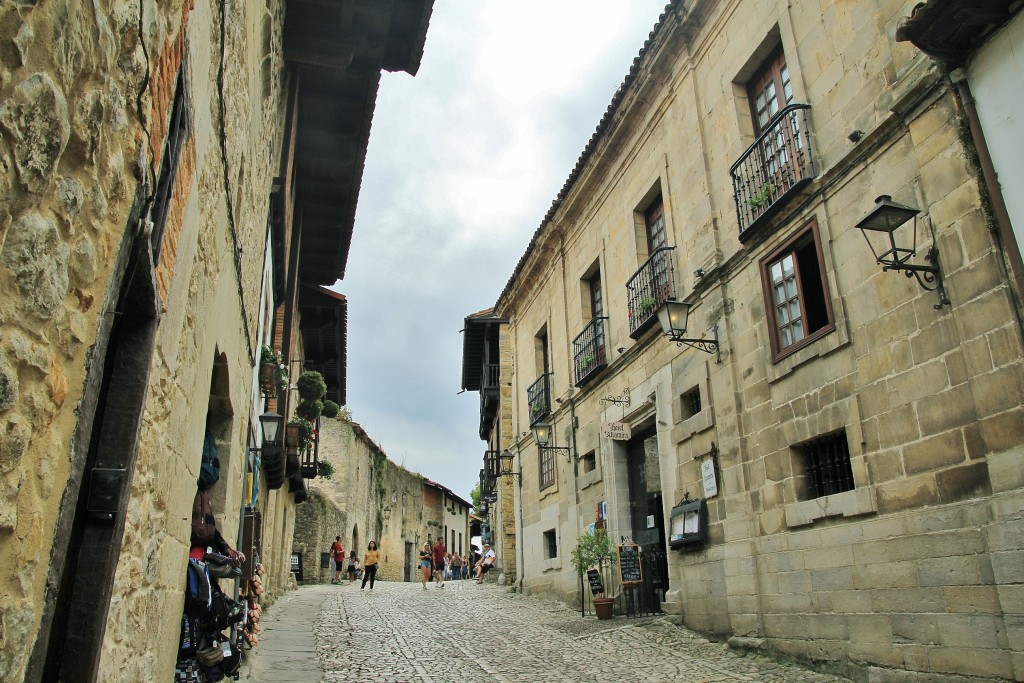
[487,1,1024,680]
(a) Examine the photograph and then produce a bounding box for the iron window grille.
[527,374,551,426]
[573,317,608,386]
[798,431,854,500]
[627,246,677,338]
[681,387,701,419]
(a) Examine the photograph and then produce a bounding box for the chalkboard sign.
[617,544,642,584]
[586,568,604,595]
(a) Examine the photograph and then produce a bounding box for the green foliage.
[260,344,280,366]
[317,460,335,479]
[296,399,323,421]
[296,370,327,401]
[747,181,777,209]
[322,400,340,418]
[470,484,481,512]
[288,416,315,450]
[636,296,656,316]
[570,527,615,596]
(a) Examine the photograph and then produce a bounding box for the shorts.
[419,560,431,568]
[480,563,493,574]
[334,560,344,571]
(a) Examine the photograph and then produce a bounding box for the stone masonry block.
[877,403,922,450]
[971,365,1024,417]
[928,646,1014,679]
[916,383,977,438]
[853,559,919,590]
[979,406,1024,453]
[936,461,991,504]
[991,549,1024,585]
[916,554,982,587]
[903,430,965,476]
[942,585,1001,614]
[877,474,939,514]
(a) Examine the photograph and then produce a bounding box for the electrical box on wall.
[668,498,708,550]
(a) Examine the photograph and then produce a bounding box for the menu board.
[587,568,604,595]
[617,544,642,584]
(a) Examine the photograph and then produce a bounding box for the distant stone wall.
[293,491,347,584]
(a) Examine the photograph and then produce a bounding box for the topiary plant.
[322,400,340,418]
[295,399,323,421]
[296,370,326,401]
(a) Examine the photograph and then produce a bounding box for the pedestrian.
[346,549,358,583]
[329,536,345,584]
[474,543,495,583]
[450,552,463,580]
[431,537,447,588]
[361,540,380,590]
[417,542,432,589]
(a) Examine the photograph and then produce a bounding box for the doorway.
[626,428,669,609]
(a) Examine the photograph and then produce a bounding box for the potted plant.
[635,296,656,318]
[570,527,616,619]
[747,181,777,210]
[259,345,282,396]
[296,370,327,402]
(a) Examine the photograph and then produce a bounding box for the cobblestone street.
[241,581,851,683]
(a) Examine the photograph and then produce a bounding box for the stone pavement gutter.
[238,584,335,682]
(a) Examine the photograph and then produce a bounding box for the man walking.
[432,536,447,588]
[330,536,345,584]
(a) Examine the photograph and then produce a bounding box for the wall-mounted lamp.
[259,411,284,450]
[383,505,392,521]
[655,301,721,363]
[497,449,521,481]
[532,422,574,463]
[855,195,950,310]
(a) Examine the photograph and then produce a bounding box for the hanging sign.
[701,458,718,498]
[602,421,632,441]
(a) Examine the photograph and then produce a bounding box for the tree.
[470,484,480,512]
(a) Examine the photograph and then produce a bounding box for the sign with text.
[701,458,719,498]
[587,568,604,595]
[602,421,632,441]
[617,543,643,584]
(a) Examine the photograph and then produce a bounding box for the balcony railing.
[731,103,814,240]
[527,374,551,425]
[300,415,320,479]
[481,363,499,394]
[573,317,608,386]
[627,246,677,338]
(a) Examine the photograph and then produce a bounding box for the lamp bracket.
[881,246,950,309]
[667,323,722,363]
[599,390,630,407]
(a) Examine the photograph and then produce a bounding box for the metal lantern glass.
[855,194,921,269]
[498,450,516,477]
[259,411,283,447]
[656,300,691,338]
[532,422,552,447]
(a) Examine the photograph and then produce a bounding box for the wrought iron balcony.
[573,317,609,386]
[730,104,814,241]
[527,373,551,426]
[627,246,677,338]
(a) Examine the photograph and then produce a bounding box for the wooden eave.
[284,0,434,285]
[895,0,1020,65]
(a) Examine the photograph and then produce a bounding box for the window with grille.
[539,448,555,491]
[681,387,701,419]
[796,431,854,500]
[759,218,834,361]
[543,529,558,559]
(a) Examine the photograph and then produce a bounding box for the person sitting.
[474,543,496,583]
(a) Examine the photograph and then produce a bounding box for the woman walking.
[361,540,380,590]
[417,542,432,589]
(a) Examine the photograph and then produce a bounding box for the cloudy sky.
[338,1,668,503]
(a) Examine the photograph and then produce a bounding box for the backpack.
[184,558,212,618]
[198,430,220,489]
[191,489,216,547]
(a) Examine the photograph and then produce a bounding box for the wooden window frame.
[539,448,555,491]
[759,218,835,362]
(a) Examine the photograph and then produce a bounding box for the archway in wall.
[351,524,360,558]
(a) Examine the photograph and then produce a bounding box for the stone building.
[0,1,432,681]
[467,1,1024,680]
[292,416,473,584]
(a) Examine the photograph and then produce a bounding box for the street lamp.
[383,505,392,521]
[259,411,283,449]
[531,422,573,462]
[855,194,950,309]
[655,300,720,362]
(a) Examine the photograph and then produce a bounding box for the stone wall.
[293,416,440,586]
[0,0,291,680]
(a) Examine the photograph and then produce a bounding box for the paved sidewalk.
[240,580,851,683]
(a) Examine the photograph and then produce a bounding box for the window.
[748,47,793,135]
[543,529,558,559]
[759,219,833,361]
[681,387,701,419]
[645,194,667,253]
[795,431,854,500]
[580,450,596,474]
[539,449,555,491]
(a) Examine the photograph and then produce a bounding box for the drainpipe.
[949,68,1024,327]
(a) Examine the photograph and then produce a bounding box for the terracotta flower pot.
[593,597,614,620]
